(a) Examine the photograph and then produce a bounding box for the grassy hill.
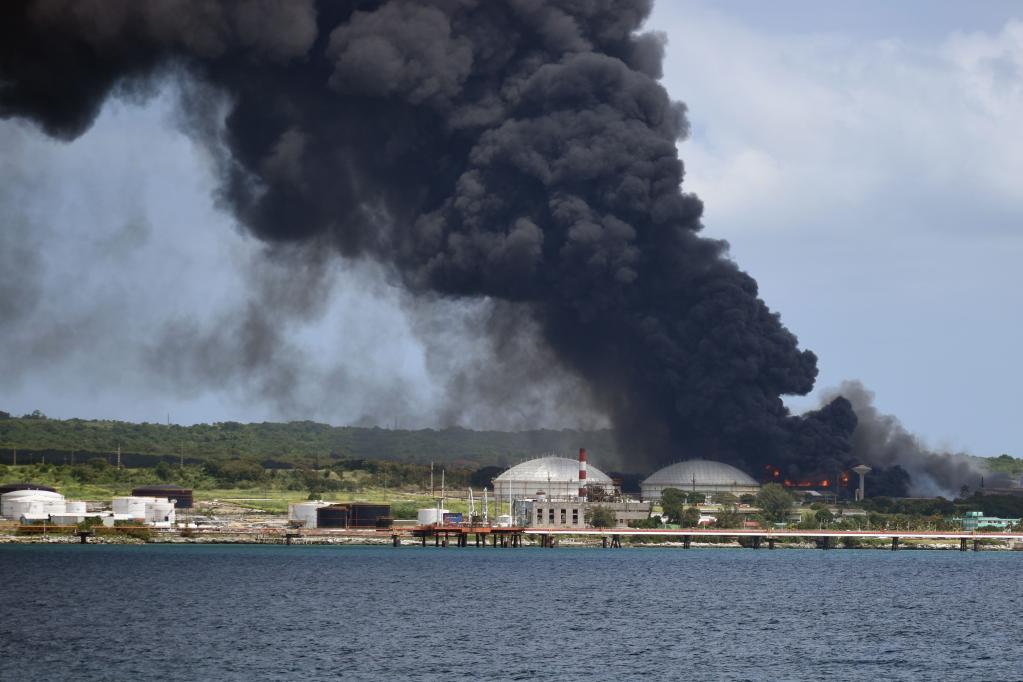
[0,413,621,470]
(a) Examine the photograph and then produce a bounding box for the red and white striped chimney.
[578,447,588,499]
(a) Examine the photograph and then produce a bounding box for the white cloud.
[649,3,1023,455]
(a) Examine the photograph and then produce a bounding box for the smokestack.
[578,447,588,499]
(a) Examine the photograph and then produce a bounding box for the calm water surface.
[1,544,1020,681]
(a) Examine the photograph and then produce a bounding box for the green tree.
[587,506,616,528]
[739,494,756,506]
[687,492,706,504]
[714,505,741,529]
[716,493,738,506]
[660,488,686,523]
[756,483,794,524]
[154,461,173,481]
[814,508,835,526]
[681,506,701,528]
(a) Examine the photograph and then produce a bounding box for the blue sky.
[1,2,1020,457]
[648,1,1023,456]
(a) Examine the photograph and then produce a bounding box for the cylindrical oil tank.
[65,500,87,515]
[1,490,65,519]
[144,500,176,525]
[112,496,159,519]
[347,503,391,528]
[131,485,194,509]
[417,508,450,525]
[316,504,350,529]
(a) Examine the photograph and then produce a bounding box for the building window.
[560,509,567,524]
[536,508,543,523]
[572,509,579,525]
[549,508,555,523]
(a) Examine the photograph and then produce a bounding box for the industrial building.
[641,460,760,502]
[493,455,613,500]
[958,511,1021,531]
[514,498,651,529]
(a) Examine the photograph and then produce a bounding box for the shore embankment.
[3,530,1022,550]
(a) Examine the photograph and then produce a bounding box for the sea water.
[1,544,1020,681]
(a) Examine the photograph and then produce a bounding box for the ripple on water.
[1,545,1022,681]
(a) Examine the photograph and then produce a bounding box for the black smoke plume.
[2,0,858,476]
[823,381,994,497]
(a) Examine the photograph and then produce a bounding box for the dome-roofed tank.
[1,489,66,519]
[493,456,612,500]
[641,460,759,501]
[0,482,57,496]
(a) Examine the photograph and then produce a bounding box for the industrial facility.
[489,449,651,529]
[640,460,760,501]
[288,501,392,529]
[493,454,613,500]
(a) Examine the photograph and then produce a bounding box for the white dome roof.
[494,456,612,484]
[642,460,757,487]
[0,489,64,501]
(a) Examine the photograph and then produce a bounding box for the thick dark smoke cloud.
[2,0,859,475]
[822,381,992,497]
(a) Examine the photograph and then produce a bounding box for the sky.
[1,1,1021,457]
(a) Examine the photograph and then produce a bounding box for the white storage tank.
[417,508,450,525]
[1,490,66,519]
[66,500,87,515]
[145,500,176,525]
[288,501,329,529]
[112,496,161,519]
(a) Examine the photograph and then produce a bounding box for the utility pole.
[116,445,122,469]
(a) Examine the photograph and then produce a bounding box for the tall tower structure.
[852,465,872,502]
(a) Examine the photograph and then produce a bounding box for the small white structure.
[65,500,87,515]
[641,460,760,501]
[145,500,176,525]
[1,490,67,519]
[417,508,450,525]
[288,501,330,529]
[493,456,613,500]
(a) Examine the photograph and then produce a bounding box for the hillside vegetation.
[0,412,619,469]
